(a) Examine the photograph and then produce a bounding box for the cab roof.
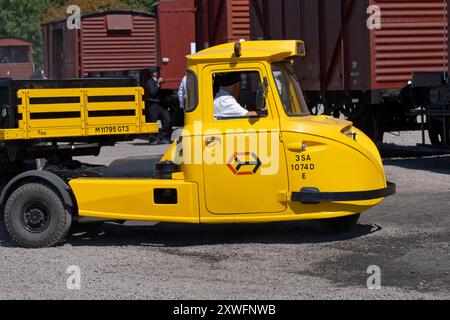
[187,40,305,65]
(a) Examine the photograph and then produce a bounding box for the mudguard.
[0,170,74,209]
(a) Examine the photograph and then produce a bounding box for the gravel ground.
[0,132,449,300]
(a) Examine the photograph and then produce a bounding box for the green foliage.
[46,0,157,21]
[123,0,157,12]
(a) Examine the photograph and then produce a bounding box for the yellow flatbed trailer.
[0,86,156,141]
[0,41,396,248]
[0,78,157,185]
[0,79,157,141]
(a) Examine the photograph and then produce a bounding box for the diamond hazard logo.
[227,152,262,175]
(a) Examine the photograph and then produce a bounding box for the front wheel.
[313,214,360,235]
[2,183,72,248]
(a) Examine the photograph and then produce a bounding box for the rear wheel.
[313,214,360,235]
[3,183,72,248]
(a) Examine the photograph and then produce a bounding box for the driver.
[214,73,257,118]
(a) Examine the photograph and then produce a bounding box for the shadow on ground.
[0,221,382,248]
[380,143,450,158]
[299,229,450,294]
[383,155,450,175]
[379,143,450,174]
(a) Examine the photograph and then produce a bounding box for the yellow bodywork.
[69,40,392,224]
[0,87,158,140]
[70,178,199,223]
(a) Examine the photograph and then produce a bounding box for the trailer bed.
[0,78,158,141]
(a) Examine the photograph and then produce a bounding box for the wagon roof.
[187,40,305,64]
[0,38,33,47]
[42,10,154,26]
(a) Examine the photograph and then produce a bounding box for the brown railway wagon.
[250,0,449,138]
[158,0,251,90]
[42,11,158,81]
[0,38,34,80]
[42,2,251,90]
[250,0,447,93]
[371,0,448,90]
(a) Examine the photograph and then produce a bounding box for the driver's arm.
[220,96,252,118]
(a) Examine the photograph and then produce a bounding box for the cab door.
[201,64,288,215]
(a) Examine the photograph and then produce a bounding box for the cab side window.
[213,71,267,120]
[185,70,198,112]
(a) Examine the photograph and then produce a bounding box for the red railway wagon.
[0,38,34,80]
[41,0,450,143]
[42,11,158,83]
[158,0,251,90]
[249,0,449,141]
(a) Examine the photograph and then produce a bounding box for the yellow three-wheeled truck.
[0,41,395,248]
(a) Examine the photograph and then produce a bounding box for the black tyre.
[313,214,360,235]
[3,183,72,248]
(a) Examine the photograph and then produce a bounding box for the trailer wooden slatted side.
[0,86,157,141]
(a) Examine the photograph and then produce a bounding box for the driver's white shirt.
[214,89,248,118]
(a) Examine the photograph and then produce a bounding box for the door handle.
[287,142,307,152]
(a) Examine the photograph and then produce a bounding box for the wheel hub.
[20,202,50,233]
